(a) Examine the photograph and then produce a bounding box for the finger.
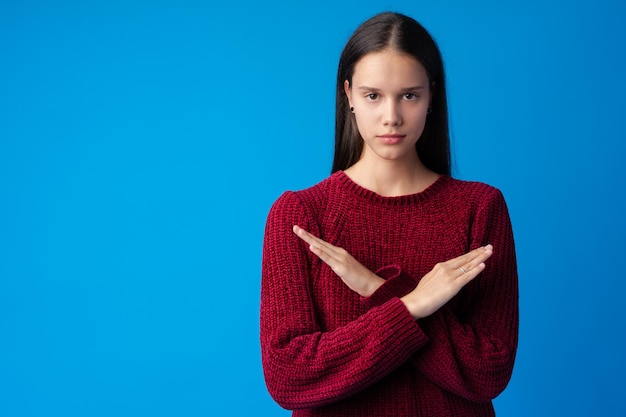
[457,249,493,276]
[308,241,350,276]
[463,247,493,272]
[457,256,493,281]
[458,262,486,284]
[293,225,341,254]
[293,225,344,265]
[293,225,324,247]
[451,248,490,281]
[308,243,335,264]
[449,244,493,269]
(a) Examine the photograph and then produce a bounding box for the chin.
[376,152,412,162]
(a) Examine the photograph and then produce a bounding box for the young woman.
[261,12,518,417]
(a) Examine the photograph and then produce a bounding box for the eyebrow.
[357,86,426,92]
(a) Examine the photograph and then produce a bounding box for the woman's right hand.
[401,245,493,320]
[293,225,384,297]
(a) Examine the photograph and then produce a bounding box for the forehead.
[352,50,429,87]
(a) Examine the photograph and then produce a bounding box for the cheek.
[406,110,429,138]
[353,113,375,138]
[411,106,429,123]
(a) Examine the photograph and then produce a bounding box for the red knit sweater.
[261,171,518,416]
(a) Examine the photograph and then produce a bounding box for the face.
[345,49,432,165]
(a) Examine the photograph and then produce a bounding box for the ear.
[344,80,352,108]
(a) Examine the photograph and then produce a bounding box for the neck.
[344,153,439,197]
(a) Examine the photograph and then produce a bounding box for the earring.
[350,107,354,113]
[427,107,432,114]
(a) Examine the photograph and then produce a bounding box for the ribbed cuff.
[361,264,417,310]
[368,298,430,380]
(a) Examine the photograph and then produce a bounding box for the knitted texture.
[261,171,518,416]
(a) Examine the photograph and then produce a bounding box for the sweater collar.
[332,170,451,206]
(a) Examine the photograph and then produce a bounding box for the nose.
[383,99,402,126]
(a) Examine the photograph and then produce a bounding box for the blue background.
[1,0,625,415]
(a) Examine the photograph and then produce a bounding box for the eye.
[403,93,418,100]
[365,93,379,101]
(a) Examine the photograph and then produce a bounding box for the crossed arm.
[293,225,493,320]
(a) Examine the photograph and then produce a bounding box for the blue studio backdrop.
[1,0,625,416]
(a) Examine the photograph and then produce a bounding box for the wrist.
[362,273,385,297]
[400,293,424,320]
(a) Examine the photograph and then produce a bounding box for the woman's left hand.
[293,225,384,297]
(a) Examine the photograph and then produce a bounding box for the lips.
[377,134,405,144]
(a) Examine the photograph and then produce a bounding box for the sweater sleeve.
[260,191,429,410]
[409,187,519,402]
[360,264,417,310]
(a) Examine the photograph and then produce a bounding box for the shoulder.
[446,179,515,239]
[266,174,336,228]
[443,176,502,198]
[432,177,511,224]
[440,177,506,206]
[268,173,339,215]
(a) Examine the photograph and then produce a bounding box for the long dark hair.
[332,12,451,175]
